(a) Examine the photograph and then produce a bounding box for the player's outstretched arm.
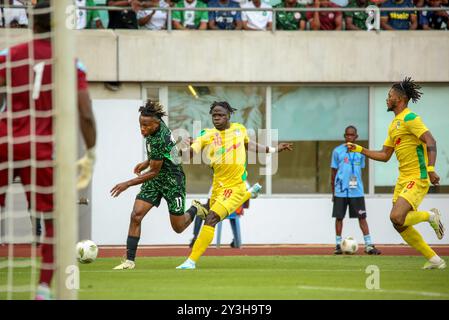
[346,142,394,163]
[76,89,97,190]
[246,141,293,153]
[78,90,96,149]
[419,131,440,186]
[110,159,163,197]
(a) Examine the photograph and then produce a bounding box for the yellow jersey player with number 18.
[347,77,445,270]
[176,101,293,269]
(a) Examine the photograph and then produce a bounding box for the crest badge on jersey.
[235,129,241,136]
[396,121,401,129]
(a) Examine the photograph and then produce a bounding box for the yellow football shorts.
[393,178,430,211]
[209,182,250,220]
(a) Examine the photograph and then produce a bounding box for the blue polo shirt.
[208,0,241,30]
[331,144,365,198]
[381,0,416,30]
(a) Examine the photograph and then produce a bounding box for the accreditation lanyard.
[347,152,358,189]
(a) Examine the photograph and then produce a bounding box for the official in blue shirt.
[330,126,380,255]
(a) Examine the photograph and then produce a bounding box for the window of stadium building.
[372,86,449,194]
[167,85,267,194]
[271,86,369,194]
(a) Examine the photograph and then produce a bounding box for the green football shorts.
[136,172,186,215]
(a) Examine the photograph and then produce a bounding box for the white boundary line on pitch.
[296,285,449,298]
[3,269,442,274]
[3,268,444,274]
[97,245,449,249]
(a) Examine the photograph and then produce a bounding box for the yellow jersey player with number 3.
[347,77,446,270]
[176,101,293,269]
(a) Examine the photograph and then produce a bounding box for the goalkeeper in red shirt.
[0,1,97,299]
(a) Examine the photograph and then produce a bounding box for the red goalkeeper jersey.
[0,39,88,161]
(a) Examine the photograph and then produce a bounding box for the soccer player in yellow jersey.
[347,77,446,269]
[176,101,293,269]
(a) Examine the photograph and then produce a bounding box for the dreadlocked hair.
[209,101,238,115]
[139,100,167,119]
[392,77,423,103]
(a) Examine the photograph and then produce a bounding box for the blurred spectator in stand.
[172,0,208,29]
[330,0,348,6]
[107,0,138,29]
[345,0,376,30]
[0,0,28,28]
[137,0,169,30]
[419,0,448,29]
[380,0,417,30]
[414,0,425,7]
[208,0,242,30]
[275,0,307,30]
[308,0,343,30]
[76,0,105,29]
[241,0,273,30]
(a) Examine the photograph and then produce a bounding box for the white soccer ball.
[76,240,98,264]
[341,236,358,254]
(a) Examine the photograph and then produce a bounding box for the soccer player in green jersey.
[111,100,207,270]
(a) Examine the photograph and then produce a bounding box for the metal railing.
[1,3,448,32]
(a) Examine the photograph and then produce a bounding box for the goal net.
[0,0,78,300]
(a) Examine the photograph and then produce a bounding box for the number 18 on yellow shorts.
[209,183,250,221]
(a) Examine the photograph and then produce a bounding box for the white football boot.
[429,208,445,240]
[113,259,135,270]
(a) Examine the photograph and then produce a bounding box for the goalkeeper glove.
[77,147,96,190]
[346,142,363,153]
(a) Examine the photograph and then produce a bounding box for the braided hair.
[392,77,423,103]
[209,101,237,115]
[139,99,167,119]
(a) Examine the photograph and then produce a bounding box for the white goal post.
[53,0,78,300]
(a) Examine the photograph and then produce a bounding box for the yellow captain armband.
[427,166,435,172]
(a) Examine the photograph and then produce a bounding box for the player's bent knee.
[204,211,220,227]
[390,214,404,227]
[130,211,145,225]
[171,223,184,234]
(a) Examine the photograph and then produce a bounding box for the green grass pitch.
[1,255,449,300]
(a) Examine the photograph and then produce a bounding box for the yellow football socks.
[189,225,215,262]
[400,226,436,260]
[403,211,430,227]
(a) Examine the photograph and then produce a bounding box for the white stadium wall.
[80,30,449,83]
[3,30,448,82]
